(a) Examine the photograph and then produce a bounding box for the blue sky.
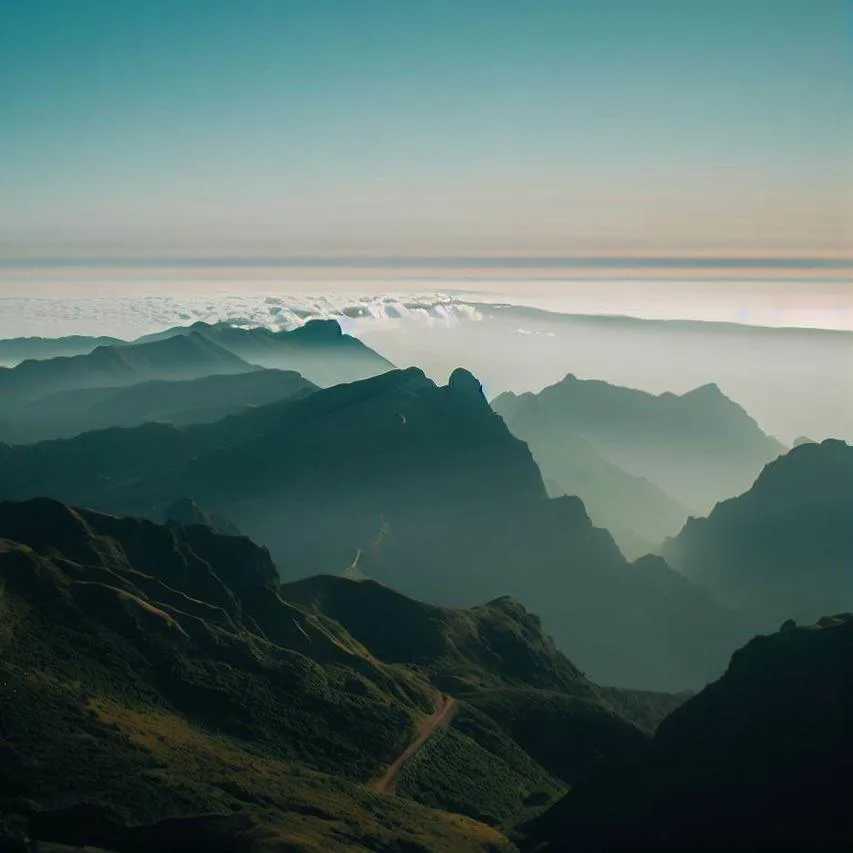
[0,0,850,259]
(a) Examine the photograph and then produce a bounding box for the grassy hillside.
[0,499,670,850]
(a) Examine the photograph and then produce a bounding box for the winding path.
[369,693,458,796]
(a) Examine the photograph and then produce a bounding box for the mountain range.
[0,333,124,365]
[0,320,392,443]
[2,498,851,852]
[355,300,853,444]
[1,308,851,851]
[133,319,395,386]
[0,331,254,409]
[0,319,392,384]
[5,368,318,443]
[492,389,688,557]
[0,367,745,691]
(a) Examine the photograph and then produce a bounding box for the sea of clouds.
[0,291,484,341]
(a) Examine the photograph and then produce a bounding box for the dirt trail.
[369,693,458,795]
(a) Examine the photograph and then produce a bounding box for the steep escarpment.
[663,439,853,627]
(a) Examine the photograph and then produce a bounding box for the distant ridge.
[475,301,853,337]
[494,388,689,557]
[0,319,391,440]
[0,333,123,365]
[494,373,785,514]
[8,368,317,443]
[0,331,255,407]
[131,318,394,386]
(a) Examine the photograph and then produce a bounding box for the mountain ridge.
[0,332,256,409]
[0,368,742,690]
[0,496,675,848]
[493,372,785,514]
[6,368,318,443]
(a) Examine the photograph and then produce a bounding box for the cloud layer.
[0,292,481,341]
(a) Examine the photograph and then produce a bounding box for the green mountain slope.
[0,499,517,851]
[0,498,670,849]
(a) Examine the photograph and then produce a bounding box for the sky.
[1,0,851,263]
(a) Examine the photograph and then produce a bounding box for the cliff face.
[663,439,853,626]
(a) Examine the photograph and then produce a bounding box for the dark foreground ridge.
[520,613,853,852]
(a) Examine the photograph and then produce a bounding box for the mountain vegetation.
[0,315,850,851]
[0,498,668,851]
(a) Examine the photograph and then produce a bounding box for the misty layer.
[0,318,850,853]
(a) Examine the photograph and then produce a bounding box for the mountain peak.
[447,367,485,396]
[291,318,343,339]
[681,381,725,400]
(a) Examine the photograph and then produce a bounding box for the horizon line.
[1,255,851,271]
